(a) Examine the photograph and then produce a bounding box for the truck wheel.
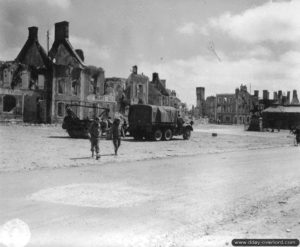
[183,129,191,140]
[153,129,162,141]
[163,129,173,141]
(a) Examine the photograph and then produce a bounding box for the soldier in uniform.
[111,117,124,155]
[89,117,101,159]
[291,126,300,146]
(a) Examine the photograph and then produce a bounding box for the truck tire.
[153,129,162,141]
[163,129,173,141]
[183,129,191,140]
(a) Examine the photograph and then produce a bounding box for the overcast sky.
[0,0,299,106]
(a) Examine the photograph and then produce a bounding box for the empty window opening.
[3,95,16,112]
[57,102,65,117]
[72,80,78,95]
[58,79,65,94]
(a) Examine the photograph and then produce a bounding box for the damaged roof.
[49,39,86,67]
[16,27,51,68]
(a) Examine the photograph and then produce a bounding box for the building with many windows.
[216,85,258,124]
[48,21,116,122]
[124,66,181,109]
[0,21,117,123]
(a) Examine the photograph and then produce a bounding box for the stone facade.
[123,67,181,110]
[196,87,205,117]
[204,96,217,122]
[147,72,181,108]
[0,21,117,123]
[0,26,51,123]
[125,65,149,105]
[49,21,117,122]
[104,77,126,112]
[216,85,257,124]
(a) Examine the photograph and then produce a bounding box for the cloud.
[70,35,111,65]
[207,0,300,43]
[0,46,21,61]
[27,0,71,9]
[176,22,198,35]
[140,50,300,107]
[232,46,272,59]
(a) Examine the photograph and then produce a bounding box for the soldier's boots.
[96,154,100,160]
[91,151,94,158]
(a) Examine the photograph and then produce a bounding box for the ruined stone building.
[196,87,205,117]
[125,65,149,105]
[216,85,257,124]
[0,23,182,123]
[124,65,181,109]
[148,72,170,106]
[149,72,181,108]
[104,77,126,112]
[290,90,299,105]
[204,96,217,122]
[0,26,52,123]
[193,87,205,118]
[48,21,117,121]
[168,90,181,109]
[0,21,117,123]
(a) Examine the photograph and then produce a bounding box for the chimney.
[287,91,290,104]
[161,79,166,88]
[273,92,278,100]
[132,65,137,75]
[152,72,159,82]
[291,90,299,104]
[254,90,259,97]
[278,90,282,104]
[28,26,38,41]
[196,87,205,101]
[235,88,239,98]
[54,21,69,41]
[263,90,269,100]
[75,49,84,62]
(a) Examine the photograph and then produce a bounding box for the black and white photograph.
[0,0,300,246]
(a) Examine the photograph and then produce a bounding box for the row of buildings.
[193,86,300,124]
[0,21,181,123]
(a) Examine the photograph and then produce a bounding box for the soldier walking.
[89,117,101,160]
[111,118,123,155]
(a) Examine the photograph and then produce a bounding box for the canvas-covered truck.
[128,104,193,141]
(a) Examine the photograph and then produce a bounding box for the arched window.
[3,95,16,112]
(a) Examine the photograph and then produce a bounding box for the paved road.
[0,146,300,246]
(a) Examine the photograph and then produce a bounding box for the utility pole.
[46,30,49,54]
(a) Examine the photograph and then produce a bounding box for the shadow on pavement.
[70,154,115,160]
[122,137,186,142]
[70,156,92,160]
[48,136,71,139]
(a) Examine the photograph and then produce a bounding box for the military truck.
[128,104,193,141]
[62,104,109,138]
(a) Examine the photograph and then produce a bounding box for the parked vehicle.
[128,104,193,141]
[62,104,109,138]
